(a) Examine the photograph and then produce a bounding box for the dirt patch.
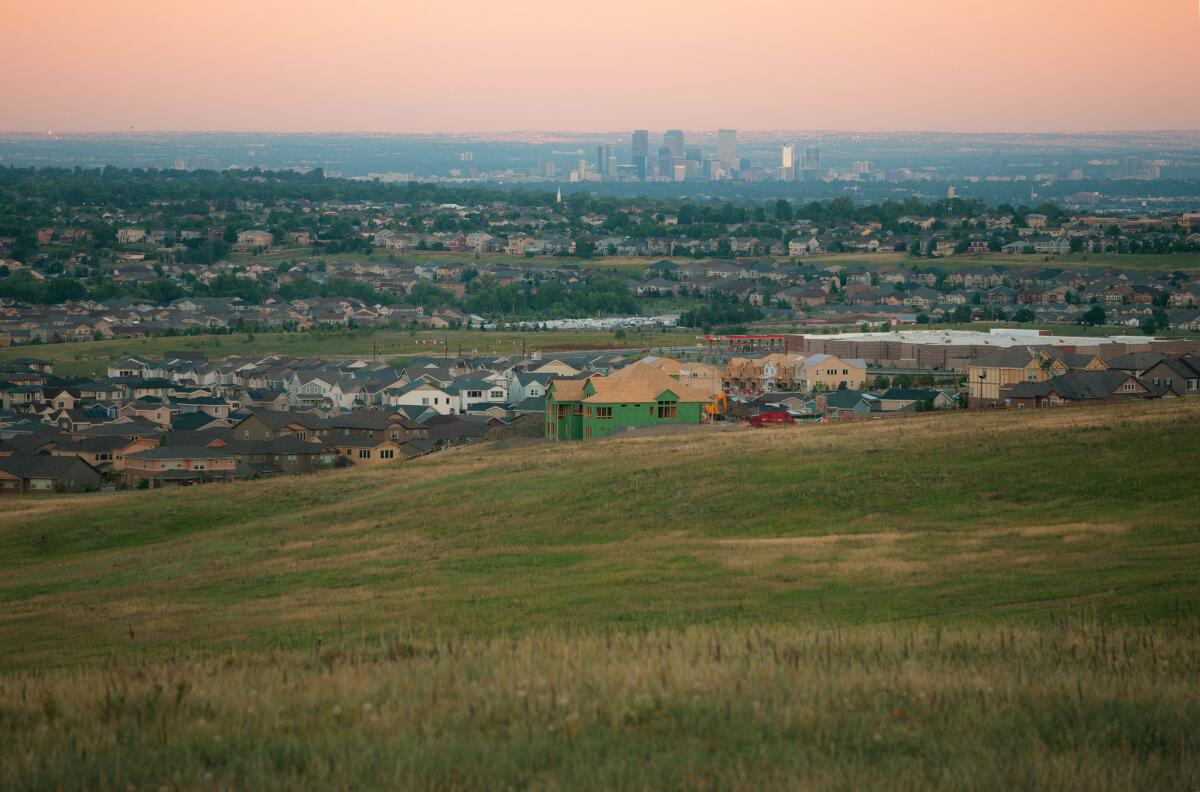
[710,532,910,549]
[1016,523,1128,539]
[707,532,926,576]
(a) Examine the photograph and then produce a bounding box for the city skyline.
[4,0,1200,134]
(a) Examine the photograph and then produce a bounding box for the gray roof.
[125,445,238,460]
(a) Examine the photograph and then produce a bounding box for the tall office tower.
[664,129,685,158]
[632,130,649,179]
[1123,156,1144,179]
[658,147,676,181]
[596,144,613,176]
[717,129,738,168]
[780,144,795,181]
[803,146,821,170]
[851,160,871,175]
[685,146,702,163]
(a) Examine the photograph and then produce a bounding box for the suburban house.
[1001,371,1162,408]
[966,346,1108,408]
[220,436,341,476]
[231,410,325,441]
[121,446,242,487]
[386,381,458,415]
[795,354,868,392]
[319,409,429,464]
[0,454,104,495]
[545,365,710,440]
[632,356,724,396]
[878,388,959,411]
[722,353,803,394]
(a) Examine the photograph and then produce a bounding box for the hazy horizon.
[5,129,1200,137]
[5,0,1200,135]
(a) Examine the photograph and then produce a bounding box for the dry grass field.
[0,401,1198,789]
[0,326,701,378]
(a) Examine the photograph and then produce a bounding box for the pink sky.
[4,0,1199,133]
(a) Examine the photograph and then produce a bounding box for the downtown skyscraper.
[631,130,649,180]
[663,129,684,158]
[717,129,737,168]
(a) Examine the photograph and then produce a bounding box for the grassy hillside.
[1,401,1198,788]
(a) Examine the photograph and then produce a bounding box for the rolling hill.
[1,401,1198,789]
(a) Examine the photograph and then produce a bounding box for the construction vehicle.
[703,391,728,420]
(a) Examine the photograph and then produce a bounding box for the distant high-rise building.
[632,130,649,180]
[703,156,722,181]
[663,129,684,158]
[596,143,613,176]
[1123,155,1144,179]
[780,144,796,181]
[717,129,738,169]
[803,146,821,170]
[850,160,871,175]
[658,147,676,180]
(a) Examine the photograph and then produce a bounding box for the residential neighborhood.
[3,168,1200,346]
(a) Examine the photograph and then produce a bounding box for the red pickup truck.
[747,411,796,427]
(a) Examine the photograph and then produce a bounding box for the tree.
[1012,307,1036,323]
[775,199,793,222]
[1080,306,1107,326]
[574,238,596,258]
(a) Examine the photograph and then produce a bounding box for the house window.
[1122,382,1137,392]
[657,400,677,419]
[358,449,371,459]
[468,390,482,398]
[390,430,400,440]
[287,455,297,463]
[595,406,613,419]
[490,390,503,399]
[421,397,429,405]
[195,463,205,470]
[380,449,394,460]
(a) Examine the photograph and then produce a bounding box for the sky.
[4,0,1200,134]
